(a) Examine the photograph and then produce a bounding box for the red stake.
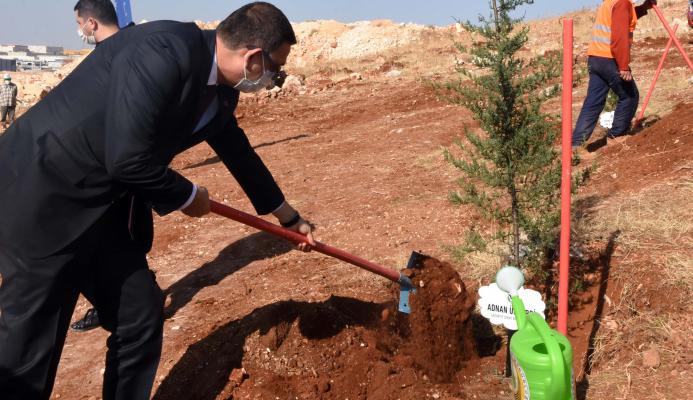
[208,200,404,284]
[636,24,679,126]
[558,18,573,336]
[651,4,693,73]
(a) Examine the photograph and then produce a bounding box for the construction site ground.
[7,1,690,399]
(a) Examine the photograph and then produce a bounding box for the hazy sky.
[0,0,603,49]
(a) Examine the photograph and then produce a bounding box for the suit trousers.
[0,198,165,400]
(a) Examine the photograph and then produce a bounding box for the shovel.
[209,200,417,313]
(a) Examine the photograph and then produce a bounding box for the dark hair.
[74,0,119,27]
[217,2,296,53]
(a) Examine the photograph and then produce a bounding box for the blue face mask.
[234,53,275,93]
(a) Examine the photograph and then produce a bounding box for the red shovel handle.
[209,200,403,284]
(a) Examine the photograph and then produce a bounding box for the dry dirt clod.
[318,379,331,393]
[452,282,462,295]
[584,273,598,285]
[670,330,683,347]
[602,317,619,331]
[642,345,661,369]
[228,367,248,387]
[401,269,416,278]
[581,293,594,305]
[380,308,390,322]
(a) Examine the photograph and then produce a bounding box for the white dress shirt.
[177,54,288,215]
[178,54,218,210]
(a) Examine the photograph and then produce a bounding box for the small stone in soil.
[642,345,661,369]
[319,380,331,393]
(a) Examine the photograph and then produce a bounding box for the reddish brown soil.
[588,102,692,195]
[52,80,516,400]
[44,22,692,400]
[393,257,478,383]
[570,96,693,399]
[639,36,693,69]
[153,256,489,400]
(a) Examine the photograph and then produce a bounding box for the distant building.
[28,45,64,56]
[11,45,29,53]
[0,59,17,72]
[0,44,70,71]
[7,52,29,58]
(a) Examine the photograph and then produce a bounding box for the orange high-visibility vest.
[587,0,638,58]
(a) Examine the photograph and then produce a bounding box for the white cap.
[3,73,10,80]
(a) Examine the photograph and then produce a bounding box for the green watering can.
[496,267,575,400]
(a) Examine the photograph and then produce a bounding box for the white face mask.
[78,22,97,46]
[233,53,275,93]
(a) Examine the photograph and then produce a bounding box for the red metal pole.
[558,18,573,336]
[651,4,693,73]
[208,200,403,284]
[636,24,678,125]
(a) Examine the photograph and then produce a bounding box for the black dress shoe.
[71,308,100,332]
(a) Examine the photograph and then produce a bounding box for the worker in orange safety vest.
[572,0,657,149]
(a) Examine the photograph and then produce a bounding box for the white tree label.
[478,283,546,330]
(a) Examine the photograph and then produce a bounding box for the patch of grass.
[580,177,692,398]
[584,180,693,296]
[447,241,505,283]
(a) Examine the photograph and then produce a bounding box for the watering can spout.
[511,295,527,330]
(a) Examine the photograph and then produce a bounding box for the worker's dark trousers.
[572,56,640,147]
[0,105,16,125]
[0,200,164,400]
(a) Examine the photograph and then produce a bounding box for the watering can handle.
[527,313,567,400]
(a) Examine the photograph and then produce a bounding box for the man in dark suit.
[0,2,313,399]
[70,0,125,334]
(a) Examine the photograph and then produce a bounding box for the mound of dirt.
[154,256,488,400]
[196,19,446,67]
[590,102,692,194]
[392,256,478,382]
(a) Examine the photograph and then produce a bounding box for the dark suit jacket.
[0,21,285,257]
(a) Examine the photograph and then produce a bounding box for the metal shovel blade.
[398,251,426,313]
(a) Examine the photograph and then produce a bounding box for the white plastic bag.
[599,111,615,129]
